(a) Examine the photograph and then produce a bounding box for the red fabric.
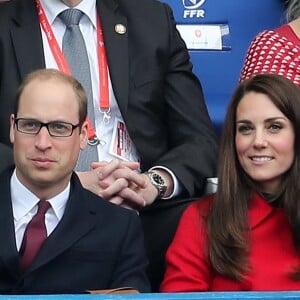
[160,194,300,292]
[240,25,300,87]
[20,201,50,271]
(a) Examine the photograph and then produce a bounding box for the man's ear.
[79,120,88,150]
[9,114,15,144]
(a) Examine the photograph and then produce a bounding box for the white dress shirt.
[11,170,69,251]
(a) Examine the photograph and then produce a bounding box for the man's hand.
[77,159,147,208]
[77,160,173,210]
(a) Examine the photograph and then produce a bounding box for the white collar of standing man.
[40,0,97,29]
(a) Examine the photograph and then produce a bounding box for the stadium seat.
[163,0,285,135]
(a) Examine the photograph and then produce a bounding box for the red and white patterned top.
[240,25,300,87]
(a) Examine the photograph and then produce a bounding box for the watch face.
[145,171,167,198]
[153,173,164,185]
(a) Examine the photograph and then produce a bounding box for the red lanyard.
[36,0,110,141]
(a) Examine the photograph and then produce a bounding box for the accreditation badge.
[109,118,140,162]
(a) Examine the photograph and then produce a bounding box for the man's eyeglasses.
[14,118,80,137]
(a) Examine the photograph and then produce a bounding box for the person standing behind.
[240,1,300,86]
[0,68,149,294]
[161,74,300,291]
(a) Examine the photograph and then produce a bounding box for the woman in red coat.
[161,74,300,292]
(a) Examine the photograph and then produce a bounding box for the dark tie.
[19,201,51,271]
[59,9,98,171]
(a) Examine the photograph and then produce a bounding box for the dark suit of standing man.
[0,0,218,290]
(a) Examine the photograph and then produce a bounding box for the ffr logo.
[182,0,206,19]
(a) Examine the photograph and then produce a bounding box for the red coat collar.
[248,193,277,229]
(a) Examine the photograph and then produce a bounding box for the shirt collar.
[11,170,39,222]
[39,0,97,29]
[10,169,70,222]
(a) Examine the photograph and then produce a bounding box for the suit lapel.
[10,0,45,79]
[97,0,129,115]
[0,168,21,279]
[28,174,97,272]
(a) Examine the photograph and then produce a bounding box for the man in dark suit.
[0,0,218,290]
[0,68,149,294]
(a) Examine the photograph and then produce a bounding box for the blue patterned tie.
[59,9,98,171]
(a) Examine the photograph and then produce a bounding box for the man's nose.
[34,126,52,150]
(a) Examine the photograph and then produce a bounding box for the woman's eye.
[237,124,252,134]
[269,123,282,132]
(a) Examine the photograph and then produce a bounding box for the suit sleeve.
[160,202,212,292]
[109,211,150,292]
[155,4,218,196]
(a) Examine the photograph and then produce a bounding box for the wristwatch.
[145,170,167,199]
